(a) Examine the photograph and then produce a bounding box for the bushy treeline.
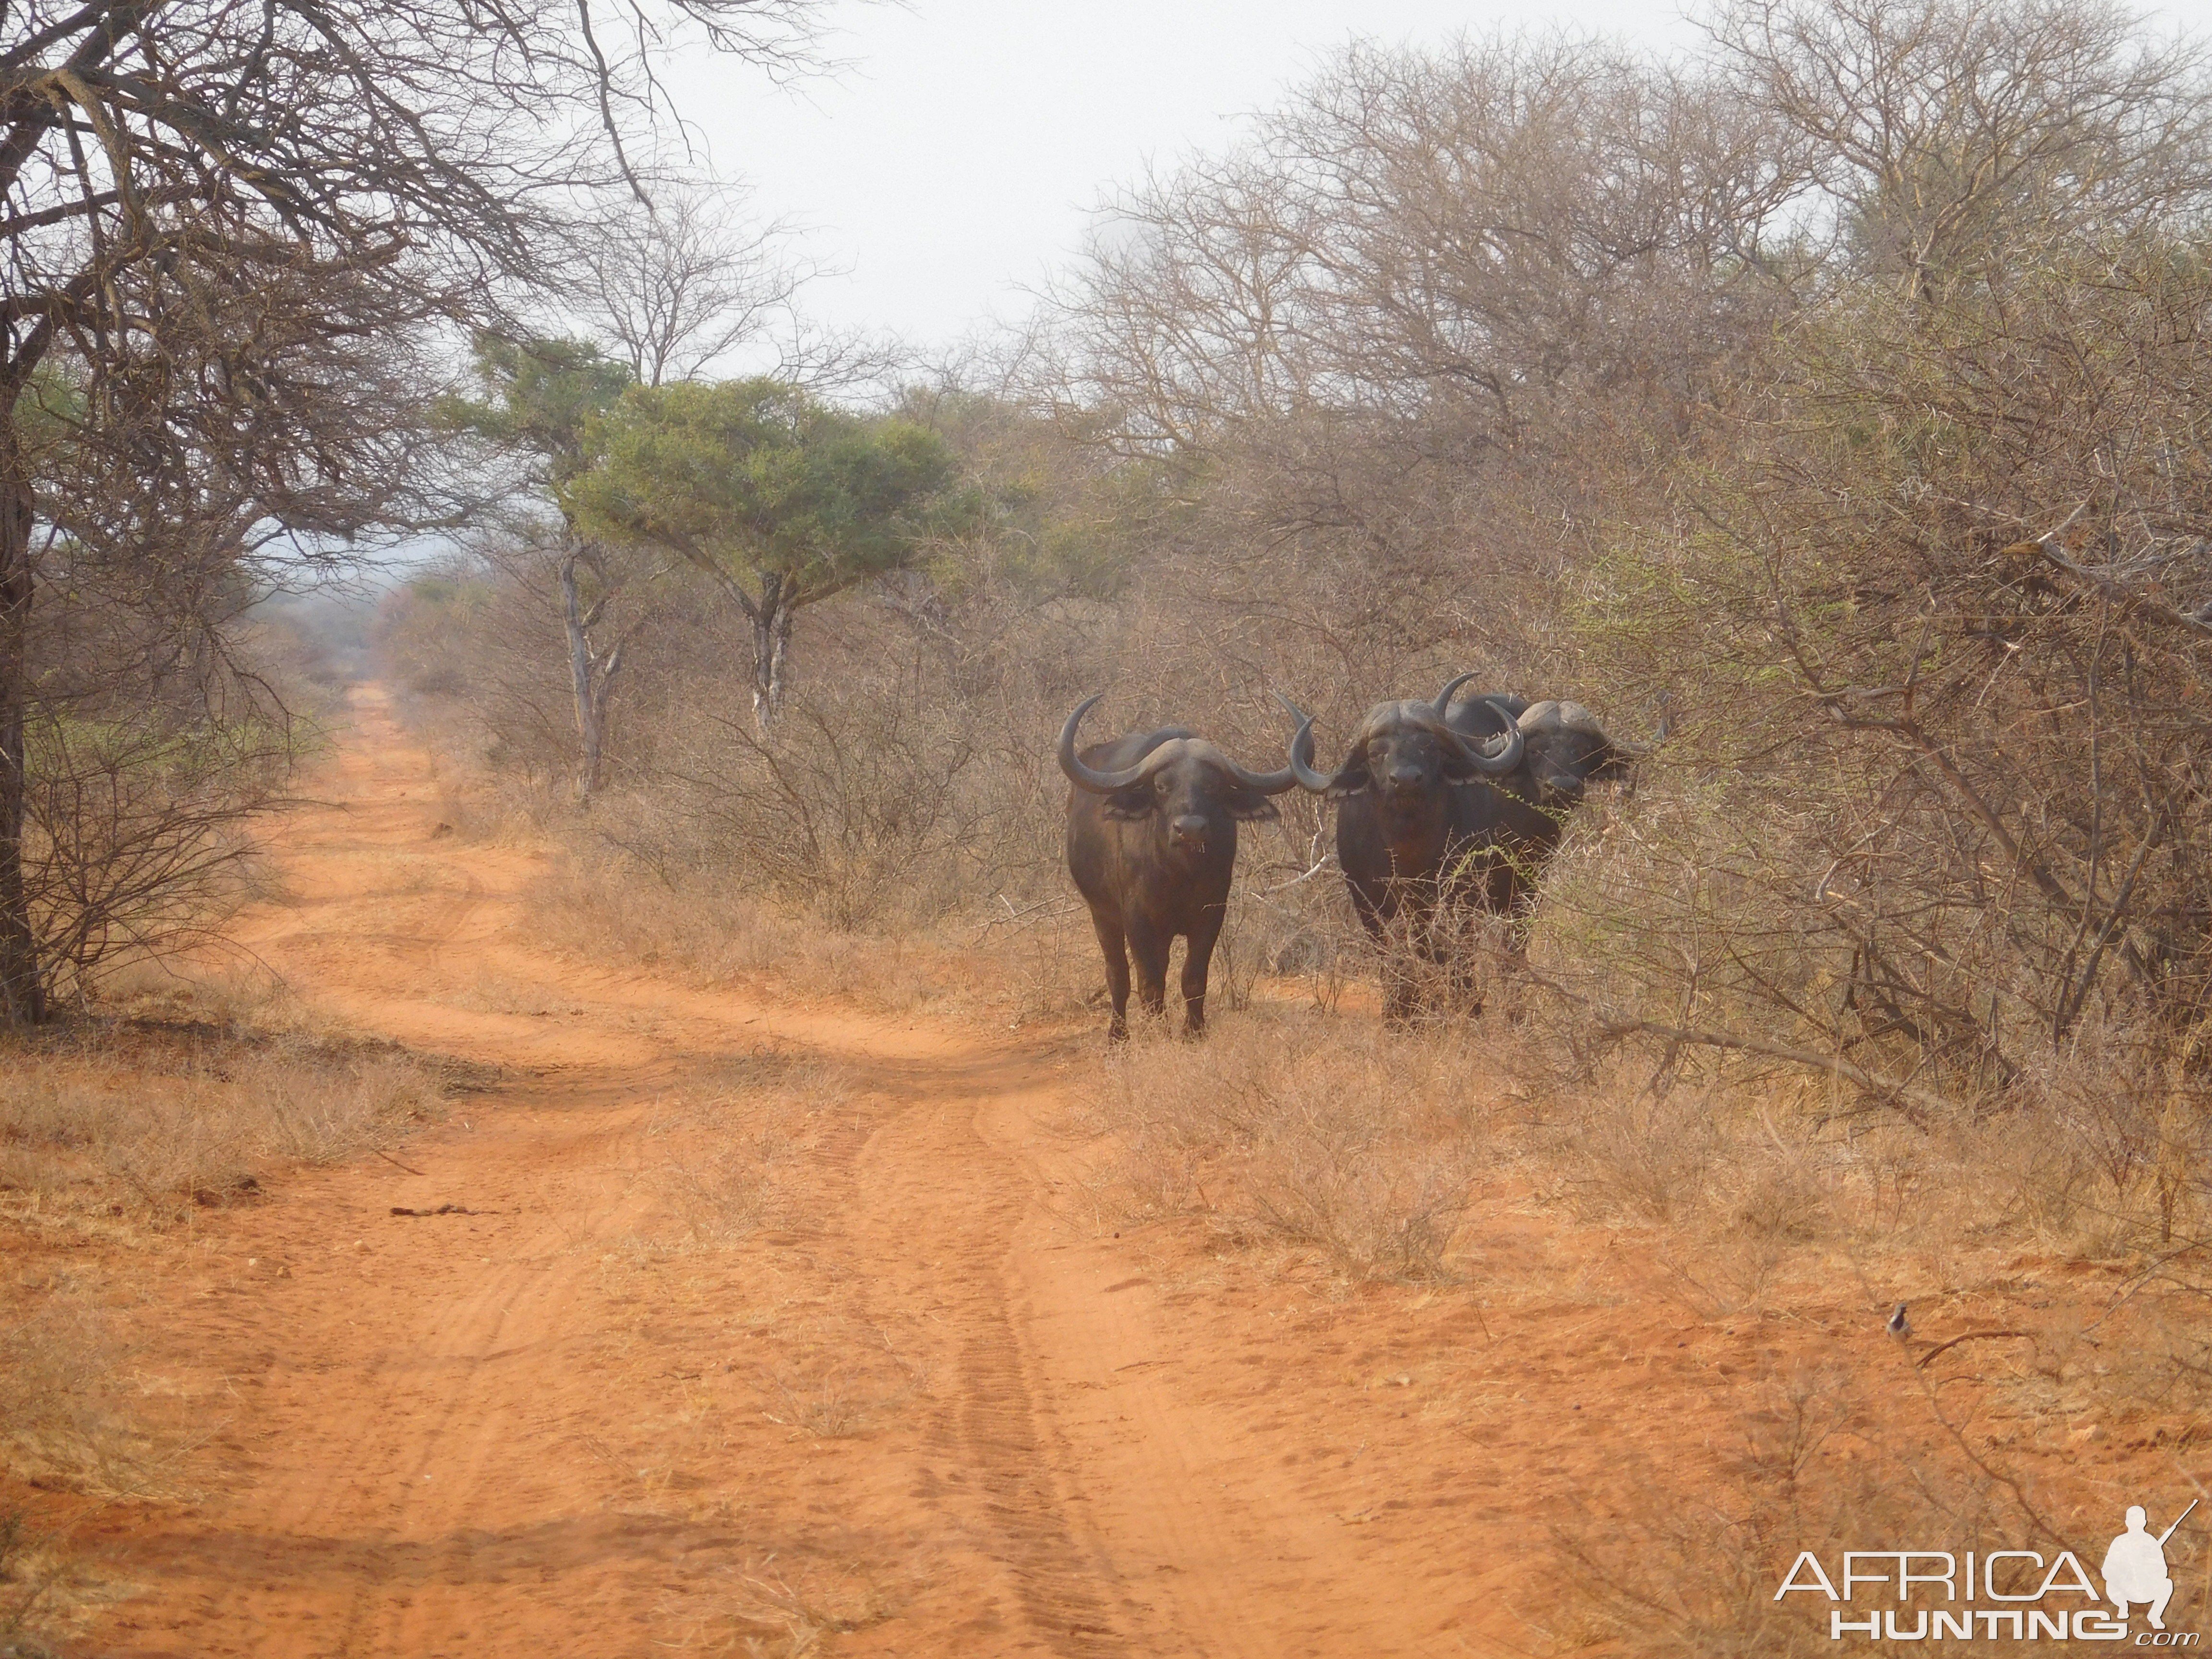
[394,0,2212,1145]
[0,0,840,1023]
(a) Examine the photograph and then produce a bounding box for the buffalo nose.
[1388,766,1424,790]
[1168,814,1208,845]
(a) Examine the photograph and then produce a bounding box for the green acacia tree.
[567,378,955,733]
[441,337,643,802]
[448,337,635,493]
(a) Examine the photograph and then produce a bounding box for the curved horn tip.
[1057,693,1106,748]
[1058,695,1139,793]
[1286,714,1337,793]
[1433,671,1480,717]
[1446,715,1524,776]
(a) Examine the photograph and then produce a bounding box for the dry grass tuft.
[0,1025,445,1227]
[636,1052,853,1250]
[523,849,1065,1019]
[0,1289,171,1500]
[764,1365,915,1440]
[679,1553,897,1657]
[1081,1009,1494,1281]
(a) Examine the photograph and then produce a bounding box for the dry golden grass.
[1514,1034,2210,1294]
[1077,1007,1498,1282]
[506,820,1127,1034]
[636,1053,854,1250]
[0,1026,444,1229]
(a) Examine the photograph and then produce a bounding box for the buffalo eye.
[1155,773,1173,793]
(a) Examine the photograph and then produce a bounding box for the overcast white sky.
[663,0,1695,356]
[664,0,2212,359]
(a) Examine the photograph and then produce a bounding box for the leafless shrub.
[1083,1011,1492,1281]
[0,1292,170,1500]
[658,1139,784,1246]
[0,1501,93,1659]
[18,565,319,1012]
[1548,1367,2043,1659]
[649,677,985,929]
[1553,1077,1728,1226]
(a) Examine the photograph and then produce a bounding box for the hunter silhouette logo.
[1777,1497,2202,1642]
[2106,1501,2196,1632]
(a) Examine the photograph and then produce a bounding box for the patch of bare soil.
[5,684,2199,1657]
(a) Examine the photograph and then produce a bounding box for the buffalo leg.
[1381,953,1419,1027]
[1179,907,1226,1036]
[1090,910,1132,1041]
[1352,891,1416,1028]
[1426,915,1481,1019]
[1447,948,1484,1019]
[1126,915,1172,1026]
[1392,900,1441,1027]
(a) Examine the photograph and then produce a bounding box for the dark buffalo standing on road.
[1059,696,1299,1040]
[1280,675,1630,1020]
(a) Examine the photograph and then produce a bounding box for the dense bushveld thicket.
[397,0,2212,1149]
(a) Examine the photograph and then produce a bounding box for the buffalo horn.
[1202,740,1301,795]
[1432,672,1481,718]
[1276,693,1338,793]
[1442,706,1524,775]
[1431,673,1525,774]
[1058,697,1302,795]
[1057,696,1154,793]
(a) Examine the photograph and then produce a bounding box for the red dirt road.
[54,685,2176,1658]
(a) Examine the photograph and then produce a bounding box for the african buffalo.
[1280,675,1629,1020]
[1059,696,1298,1040]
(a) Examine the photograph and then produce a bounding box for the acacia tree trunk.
[0,423,43,1024]
[559,547,626,805]
[748,572,794,736]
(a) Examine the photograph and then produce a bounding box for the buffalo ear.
[1227,792,1280,823]
[1440,748,1492,784]
[1588,740,1633,783]
[1098,788,1155,821]
[1326,758,1372,800]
